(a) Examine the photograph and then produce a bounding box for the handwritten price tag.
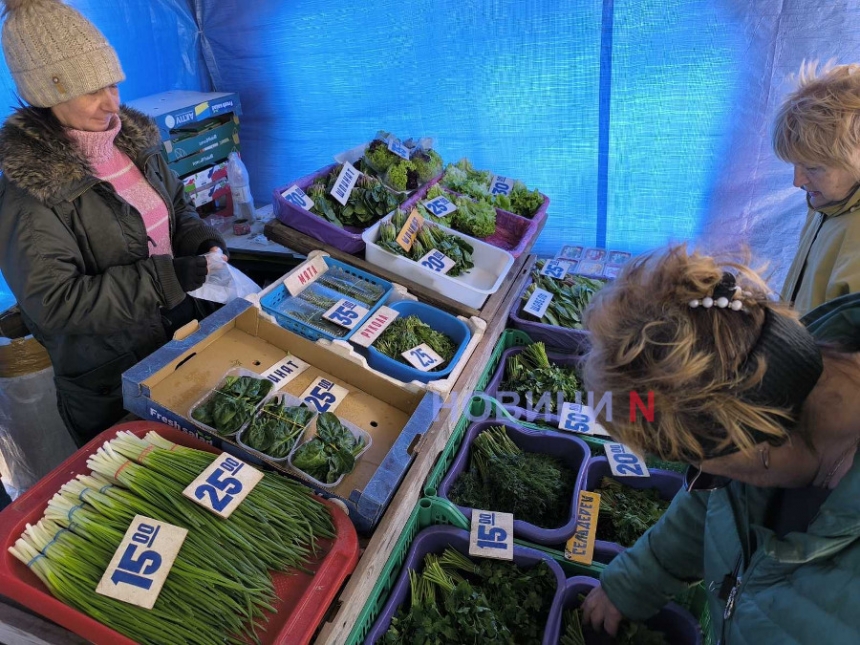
[182,453,263,518]
[280,185,315,211]
[261,355,310,391]
[565,490,600,565]
[490,175,514,197]
[604,442,650,477]
[422,195,457,218]
[351,306,399,348]
[557,403,610,437]
[418,249,456,274]
[523,288,553,318]
[540,259,572,280]
[387,137,411,160]
[330,161,360,206]
[322,298,369,330]
[284,255,329,296]
[300,376,348,413]
[469,510,513,560]
[95,515,187,609]
[402,343,445,372]
[395,208,425,252]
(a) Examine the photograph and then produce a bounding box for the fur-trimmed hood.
[0,105,161,205]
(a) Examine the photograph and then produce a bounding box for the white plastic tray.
[287,414,372,490]
[361,213,515,309]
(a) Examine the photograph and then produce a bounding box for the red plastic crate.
[0,421,359,645]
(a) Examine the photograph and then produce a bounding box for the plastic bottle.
[226,151,256,223]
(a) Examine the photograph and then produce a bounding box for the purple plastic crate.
[401,177,547,258]
[585,457,683,556]
[484,345,583,426]
[549,576,702,645]
[272,163,401,255]
[437,420,589,545]
[364,525,567,645]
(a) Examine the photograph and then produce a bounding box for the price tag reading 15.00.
[96,515,187,609]
[604,442,650,478]
[469,510,513,560]
[182,453,263,518]
[322,298,369,330]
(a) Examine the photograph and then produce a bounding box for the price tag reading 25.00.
[604,442,650,478]
[402,343,445,372]
[469,510,513,560]
[301,377,348,413]
[422,195,457,218]
[182,453,263,519]
[96,515,187,609]
[540,259,572,280]
[322,298,369,330]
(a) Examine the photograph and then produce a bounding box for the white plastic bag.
[189,251,260,303]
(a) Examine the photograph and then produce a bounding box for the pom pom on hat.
[0,0,125,107]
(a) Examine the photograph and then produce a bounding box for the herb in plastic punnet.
[362,131,443,191]
[449,425,577,528]
[373,315,457,371]
[191,375,273,435]
[521,260,604,329]
[501,342,581,413]
[291,412,366,484]
[245,400,314,459]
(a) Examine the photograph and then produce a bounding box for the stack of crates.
[127,90,242,221]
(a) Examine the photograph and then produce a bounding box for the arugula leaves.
[373,315,457,371]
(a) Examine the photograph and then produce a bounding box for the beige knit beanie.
[0,0,125,108]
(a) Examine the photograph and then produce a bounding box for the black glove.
[172,256,207,292]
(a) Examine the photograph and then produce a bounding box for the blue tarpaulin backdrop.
[2,0,860,310]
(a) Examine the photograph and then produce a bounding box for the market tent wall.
[2,0,860,310]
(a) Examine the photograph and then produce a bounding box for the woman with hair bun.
[580,245,860,643]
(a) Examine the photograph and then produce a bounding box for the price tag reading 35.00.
[419,249,456,275]
[490,175,514,197]
[604,442,650,478]
[96,515,187,609]
[469,510,514,560]
[301,377,348,413]
[422,195,457,218]
[182,453,263,518]
[402,343,445,372]
[322,298,369,330]
[280,184,315,211]
[540,259,572,280]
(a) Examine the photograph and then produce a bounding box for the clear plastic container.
[187,367,273,438]
[227,151,256,223]
[288,414,372,490]
[236,392,315,462]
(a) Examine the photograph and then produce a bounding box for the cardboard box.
[182,160,228,194]
[168,135,240,178]
[127,90,242,141]
[164,114,240,162]
[122,298,439,534]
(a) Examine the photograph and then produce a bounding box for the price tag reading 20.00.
[604,442,650,478]
[96,515,187,609]
[182,453,263,518]
[322,298,369,330]
[469,510,513,560]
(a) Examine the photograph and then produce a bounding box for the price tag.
[395,208,425,252]
[280,184,315,211]
[422,195,457,218]
[284,255,329,296]
[558,245,583,261]
[565,490,600,565]
[330,161,361,206]
[418,249,456,274]
[557,403,611,437]
[95,515,187,609]
[387,137,411,160]
[351,306,399,348]
[604,442,650,477]
[540,259,572,280]
[402,343,445,371]
[322,298,370,330]
[489,175,514,197]
[469,510,513,560]
[300,376,348,413]
[182,453,263,518]
[523,288,553,318]
[261,355,311,391]
[577,260,605,276]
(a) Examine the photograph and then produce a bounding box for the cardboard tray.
[122,298,438,534]
[0,421,359,645]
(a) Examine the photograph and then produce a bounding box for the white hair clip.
[688,272,745,311]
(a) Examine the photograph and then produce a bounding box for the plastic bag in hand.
[188,251,260,303]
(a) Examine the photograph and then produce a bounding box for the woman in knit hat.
[0,0,227,446]
[579,245,860,643]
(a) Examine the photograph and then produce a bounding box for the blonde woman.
[580,246,860,644]
[775,63,860,314]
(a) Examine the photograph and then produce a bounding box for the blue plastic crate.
[260,258,394,342]
[365,300,471,384]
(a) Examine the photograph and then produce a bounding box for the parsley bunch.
[596,477,671,547]
[561,605,669,644]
